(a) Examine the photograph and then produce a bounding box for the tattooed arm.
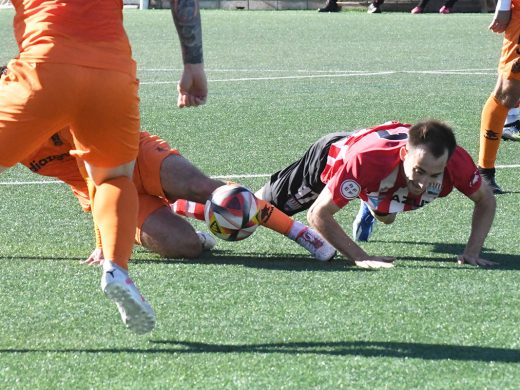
[170,0,208,107]
[170,0,203,64]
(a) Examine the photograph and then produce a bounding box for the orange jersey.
[12,0,135,75]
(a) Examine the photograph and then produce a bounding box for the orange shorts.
[0,59,139,167]
[499,16,520,80]
[135,194,170,245]
[133,132,180,244]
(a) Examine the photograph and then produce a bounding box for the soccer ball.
[204,184,260,241]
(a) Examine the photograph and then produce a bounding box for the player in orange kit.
[20,129,218,260]
[0,0,207,334]
[478,0,520,193]
[19,126,337,264]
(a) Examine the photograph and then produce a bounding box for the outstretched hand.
[177,63,208,108]
[80,248,104,266]
[354,256,395,269]
[457,254,498,268]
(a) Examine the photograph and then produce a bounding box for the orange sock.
[172,197,299,238]
[93,176,138,270]
[479,95,509,168]
[256,199,295,235]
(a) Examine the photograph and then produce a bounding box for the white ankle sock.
[288,220,306,240]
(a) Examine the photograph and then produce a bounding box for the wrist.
[347,247,369,263]
[462,249,480,258]
[184,63,205,70]
[182,50,203,65]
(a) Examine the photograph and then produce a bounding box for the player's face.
[401,145,448,196]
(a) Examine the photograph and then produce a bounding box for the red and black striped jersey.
[320,121,482,214]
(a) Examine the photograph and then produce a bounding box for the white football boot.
[502,120,520,141]
[197,231,217,251]
[101,260,156,334]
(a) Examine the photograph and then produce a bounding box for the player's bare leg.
[140,205,214,258]
[160,154,223,203]
[87,161,155,334]
[164,159,335,261]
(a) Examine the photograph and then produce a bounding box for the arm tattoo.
[170,0,203,64]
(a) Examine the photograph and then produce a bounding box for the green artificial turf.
[1,9,519,389]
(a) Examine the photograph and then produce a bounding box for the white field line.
[496,164,520,168]
[140,71,397,85]
[0,180,63,185]
[139,68,497,85]
[0,67,507,186]
[0,166,518,186]
[138,68,496,73]
[0,173,272,186]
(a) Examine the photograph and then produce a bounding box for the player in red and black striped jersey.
[256,120,497,268]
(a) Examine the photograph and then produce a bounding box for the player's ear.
[399,145,408,161]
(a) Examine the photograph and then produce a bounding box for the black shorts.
[259,131,350,216]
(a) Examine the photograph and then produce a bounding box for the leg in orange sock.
[172,196,336,260]
[93,176,138,270]
[255,198,335,261]
[95,176,155,334]
[478,94,509,169]
[172,198,298,236]
[173,195,304,238]
[256,199,294,235]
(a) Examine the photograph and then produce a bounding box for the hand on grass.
[354,256,395,269]
[80,248,104,266]
[457,254,498,267]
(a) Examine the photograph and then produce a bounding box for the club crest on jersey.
[340,180,361,200]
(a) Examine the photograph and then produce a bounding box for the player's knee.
[140,226,203,259]
[153,237,203,259]
[86,162,135,186]
[500,95,520,108]
[495,83,520,108]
